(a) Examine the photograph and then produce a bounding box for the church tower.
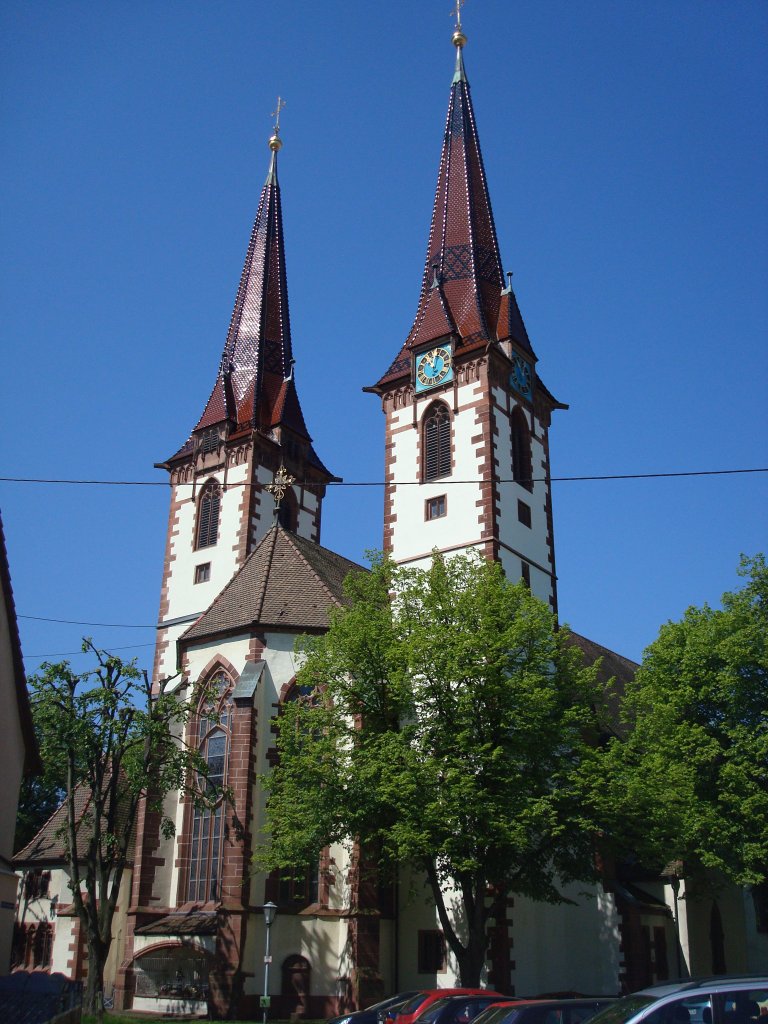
[153,124,336,682]
[366,24,564,612]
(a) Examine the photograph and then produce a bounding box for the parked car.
[587,977,768,1024]
[392,989,508,1024]
[417,994,520,1024]
[328,992,422,1024]
[472,998,615,1024]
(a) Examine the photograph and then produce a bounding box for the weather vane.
[266,464,295,517]
[271,95,286,136]
[450,0,465,31]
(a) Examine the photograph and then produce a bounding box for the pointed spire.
[375,14,507,387]
[186,105,314,451]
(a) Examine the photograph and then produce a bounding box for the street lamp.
[262,902,278,1024]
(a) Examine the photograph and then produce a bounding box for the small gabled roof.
[14,778,134,866]
[180,525,365,645]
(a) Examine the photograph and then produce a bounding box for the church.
[13,15,767,1019]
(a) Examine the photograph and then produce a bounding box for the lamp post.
[262,902,278,1024]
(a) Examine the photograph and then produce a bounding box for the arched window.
[423,402,452,482]
[511,408,533,492]
[196,481,221,549]
[188,671,232,903]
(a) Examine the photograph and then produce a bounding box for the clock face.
[510,355,533,399]
[415,345,454,393]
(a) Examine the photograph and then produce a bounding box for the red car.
[393,990,508,1024]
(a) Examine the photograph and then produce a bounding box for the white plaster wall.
[244,913,352,999]
[511,884,620,996]
[389,381,487,566]
[396,866,462,989]
[165,463,249,625]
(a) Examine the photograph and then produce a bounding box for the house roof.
[0,510,41,776]
[180,524,365,645]
[14,777,134,866]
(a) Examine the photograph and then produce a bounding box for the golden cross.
[266,464,295,513]
[271,96,286,135]
[450,0,465,31]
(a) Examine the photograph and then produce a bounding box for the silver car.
[589,977,768,1024]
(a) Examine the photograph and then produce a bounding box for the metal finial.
[451,0,467,48]
[507,271,513,290]
[431,261,441,289]
[269,96,286,152]
[266,464,295,518]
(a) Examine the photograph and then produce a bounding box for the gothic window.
[187,671,233,903]
[511,407,533,492]
[423,402,452,482]
[196,481,221,549]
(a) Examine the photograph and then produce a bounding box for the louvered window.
[511,407,533,492]
[423,403,452,482]
[200,428,219,454]
[196,482,220,549]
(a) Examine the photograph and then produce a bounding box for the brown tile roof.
[14,777,135,866]
[566,630,639,733]
[180,525,365,645]
[0,510,41,776]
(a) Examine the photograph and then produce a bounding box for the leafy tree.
[26,640,214,1016]
[257,552,605,986]
[15,765,65,853]
[600,554,768,888]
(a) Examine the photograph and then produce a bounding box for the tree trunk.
[452,919,489,987]
[83,935,106,1017]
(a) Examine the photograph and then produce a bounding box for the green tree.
[27,640,214,1016]
[257,552,605,986]
[601,554,768,888]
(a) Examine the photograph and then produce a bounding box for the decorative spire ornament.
[451,0,467,48]
[266,464,295,518]
[269,95,285,152]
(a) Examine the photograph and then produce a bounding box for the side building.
[0,511,41,974]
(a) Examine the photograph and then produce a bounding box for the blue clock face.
[510,355,533,398]
[415,345,454,393]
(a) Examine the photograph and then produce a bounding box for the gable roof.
[180,524,365,645]
[14,777,135,866]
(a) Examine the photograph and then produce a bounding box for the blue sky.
[1,0,766,673]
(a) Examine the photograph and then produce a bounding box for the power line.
[18,610,154,626]
[25,642,156,660]
[1,468,766,488]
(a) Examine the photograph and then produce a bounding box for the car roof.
[634,977,768,998]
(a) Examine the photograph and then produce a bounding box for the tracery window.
[196,481,221,549]
[187,671,233,903]
[423,402,452,482]
[511,407,533,491]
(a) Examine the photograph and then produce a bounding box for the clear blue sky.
[1,0,766,673]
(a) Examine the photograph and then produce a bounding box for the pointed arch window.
[196,481,221,549]
[187,671,232,903]
[511,407,533,492]
[423,402,452,482]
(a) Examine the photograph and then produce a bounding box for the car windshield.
[421,1001,454,1023]
[369,995,419,1013]
[588,997,656,1024]
[472,1006,521,1024]
[400,996,430,1016]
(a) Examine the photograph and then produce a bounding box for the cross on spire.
[271,95,286,136]
[266,464,295,518]
[451,0,465,32]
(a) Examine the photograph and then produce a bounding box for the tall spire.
[374,18,514,387]
[184,106,314,449]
